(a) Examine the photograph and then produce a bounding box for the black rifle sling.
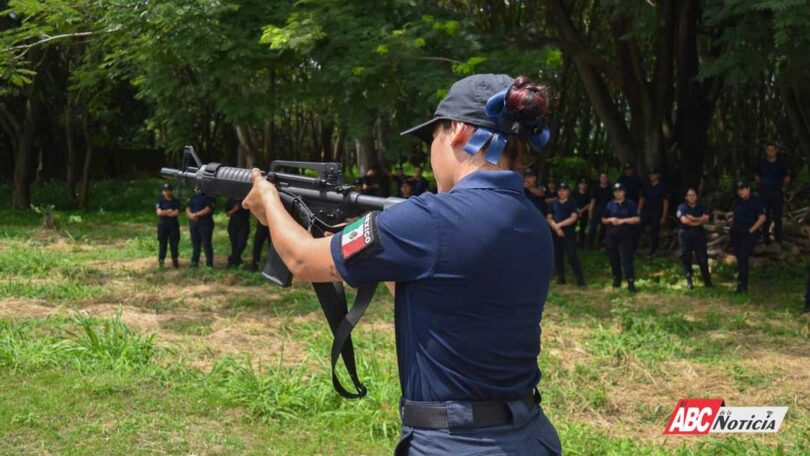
[311,281,376,399]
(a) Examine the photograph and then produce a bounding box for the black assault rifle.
[161,146,404,398]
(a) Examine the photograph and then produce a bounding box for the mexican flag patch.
[340,212,381,262]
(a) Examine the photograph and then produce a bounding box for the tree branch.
[416,56,464,65]
[2,28,121,56]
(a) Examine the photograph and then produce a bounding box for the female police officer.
[242,74,561,455]
[676,188,713,289]
[602,182,640,292]
[729,180,766,293]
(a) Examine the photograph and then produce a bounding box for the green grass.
[0,179,808,454]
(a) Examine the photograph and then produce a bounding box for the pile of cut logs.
[702,206,810,267]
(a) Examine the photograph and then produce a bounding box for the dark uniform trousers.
[252,224,270,267]
[157,223,180,262]
[678,230,710,282]
[731,227,755,289]
[606,227,635,281]
[394,402,562,456]
[227,221,250,266]
[761,189,783,243]
[587,207,606,249]
[189,220,214,267]
[553,231,584,285]
[639,213,662,254]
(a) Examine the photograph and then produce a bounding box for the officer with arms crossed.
[242,74,561,456]
[729,180,766,293]
[186,185,216,268]
[155,183,181,269]
[754,142,790,244]
[523,167,547,215]
[547,182,586,287]
[676,188,713,289]
[602,182,641,292]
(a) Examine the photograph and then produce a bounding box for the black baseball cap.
[578,178,588,184]
[623,162,634,169]
[524,167,537,177]
[736,180,750,189]
[401,74,515,144]
[558,182,570,190]
[648,166,660,174]
[162,183,173,191]
[613,182,625,191]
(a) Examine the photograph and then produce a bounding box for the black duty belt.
[401,391,539,429]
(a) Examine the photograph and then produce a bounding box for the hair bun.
[506,76,549,127]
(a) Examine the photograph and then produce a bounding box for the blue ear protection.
[463,88,551,164]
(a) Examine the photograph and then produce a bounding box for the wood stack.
[699,206,810,267]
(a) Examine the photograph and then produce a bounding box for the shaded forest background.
[1,0,809,210]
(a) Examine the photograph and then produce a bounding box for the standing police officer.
[603,182,641,292]
[573,178,591,248]
[676,188,713,289]
[186,185,215,268]
[587,172,612,249]
[638,167,670,256]
[754,142,791,244]
[617,162,643,203]
[524,168,547,215]
[729,181,766,293]
[547,182,586,287]
[242,74,562,456]
[155,183,180,269]
[225,198,250,268]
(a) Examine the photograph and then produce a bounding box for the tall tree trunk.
[65,97,78,206]
[355,136,378,175]
[78,114,93,210]
[9,99,35,209]
[547,0,635,164]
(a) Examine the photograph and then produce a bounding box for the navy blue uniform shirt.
[617,175,643,202]
[188,193,215,223]
[677,203,710,234]
[641,181,669,215]
[755,158,790,192]
[331,171,553,402]
[156,198,180,226]
[573,190,591,210]
[732,196,765,231]
[225,198,250,226]
[592,184,612,210]
[604,199,638,219]
[550,199,579,235]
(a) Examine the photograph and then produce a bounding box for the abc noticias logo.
[664,399,788,435]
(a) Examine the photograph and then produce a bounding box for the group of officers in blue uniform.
[156,144,795,297]
[522,144,792,294]
[154,183,270,270]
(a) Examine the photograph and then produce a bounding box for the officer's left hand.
[243,168,279,226]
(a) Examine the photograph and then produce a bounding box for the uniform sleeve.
[155,200,161,210]
[602,202,613,219]
[676,204,686,218]
[331,196,437,287]
[207,197,216,209]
